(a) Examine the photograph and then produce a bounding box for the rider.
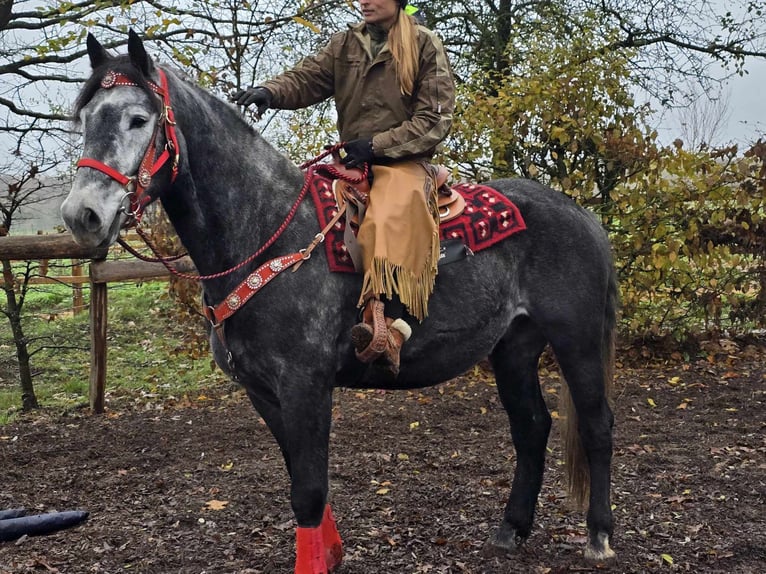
[232,0,455,377]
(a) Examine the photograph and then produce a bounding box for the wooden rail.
[0,233,196,413]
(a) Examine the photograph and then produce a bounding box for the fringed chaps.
[356,161,439,322]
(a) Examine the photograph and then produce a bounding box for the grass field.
[0,279,225,424]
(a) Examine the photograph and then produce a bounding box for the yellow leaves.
[647,398,657,408]
[371,480,392,495]
[219,461,234,472]
[409,421,420,430]
[667,376,681,386]
[292,16,320,34]
[549,126,570,144]
[396,453,409,461]
[203,500,228,511]
[661,553,674,565]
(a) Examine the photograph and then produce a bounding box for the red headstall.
[76,69,180,224]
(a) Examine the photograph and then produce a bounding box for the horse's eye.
[130,116,148,129]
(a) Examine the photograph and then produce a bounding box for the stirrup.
[351,299,387,363]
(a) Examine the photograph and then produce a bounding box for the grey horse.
[61,31,618,573]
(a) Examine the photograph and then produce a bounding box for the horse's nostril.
[83,208,102,233]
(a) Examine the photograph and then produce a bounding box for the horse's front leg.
[282,381,342,574]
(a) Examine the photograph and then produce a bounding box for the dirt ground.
[0,339,764,574]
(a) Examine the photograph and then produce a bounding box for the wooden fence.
[0,233,194,414]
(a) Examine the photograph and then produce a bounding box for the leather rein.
[75,68,366,330]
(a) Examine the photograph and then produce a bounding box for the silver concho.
[138,169,152,188]
[246,273,263,290]
[101,71,117,89]
[226,294,242,310]
[269,259,285,272]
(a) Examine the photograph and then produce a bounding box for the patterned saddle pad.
[308,171,526,273]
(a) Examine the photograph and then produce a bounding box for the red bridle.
[76,69,180,224]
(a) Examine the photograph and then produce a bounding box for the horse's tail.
[561,264,618,509]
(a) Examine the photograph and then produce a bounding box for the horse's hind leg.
[486,316,551,553]
[552,332,615,561]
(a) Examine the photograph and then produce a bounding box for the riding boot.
[377,318,412,378]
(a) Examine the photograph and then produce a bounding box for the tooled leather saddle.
[331,161,465,222]
[328,160,467,271]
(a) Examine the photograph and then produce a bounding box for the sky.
[657,56,766,147]
[716,57,766,146]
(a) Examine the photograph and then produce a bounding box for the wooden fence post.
[72,260,84,315]
[89,258,107,414]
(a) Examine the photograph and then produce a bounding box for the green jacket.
[263,21,455,161]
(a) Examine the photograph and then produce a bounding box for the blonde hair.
[388,11,420,95]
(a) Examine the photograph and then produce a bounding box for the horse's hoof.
[325,541,342,572]
[584,532,616,562]
[482,523,526,557]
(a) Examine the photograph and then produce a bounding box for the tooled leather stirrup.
[350,299,388,363]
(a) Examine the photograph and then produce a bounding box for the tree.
[675,89,732,150]
[0,0,12,30]
[424,0,766,104]
[1,164,45,410]
[445,5,658,200]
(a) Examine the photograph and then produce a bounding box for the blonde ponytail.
[389,12,420,95]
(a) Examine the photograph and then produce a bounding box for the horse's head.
[61,30,177,248]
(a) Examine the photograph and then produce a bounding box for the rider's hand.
[341,138,374,169]
[230,86,272,117]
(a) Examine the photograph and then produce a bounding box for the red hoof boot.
[295,526,327,574]
[321,505,343,571]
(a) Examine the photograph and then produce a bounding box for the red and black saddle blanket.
[308,171,527,273]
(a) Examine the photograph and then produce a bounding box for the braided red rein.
[119,143,367,281]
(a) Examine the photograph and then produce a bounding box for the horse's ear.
[127,29,154,76]
[86,33,112,69]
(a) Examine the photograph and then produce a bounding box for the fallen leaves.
[203,499,228,511]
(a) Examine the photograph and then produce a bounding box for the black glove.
[341,138,374,169]
[230,86,272,117]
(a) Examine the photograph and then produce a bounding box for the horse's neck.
[161,73,309,288]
